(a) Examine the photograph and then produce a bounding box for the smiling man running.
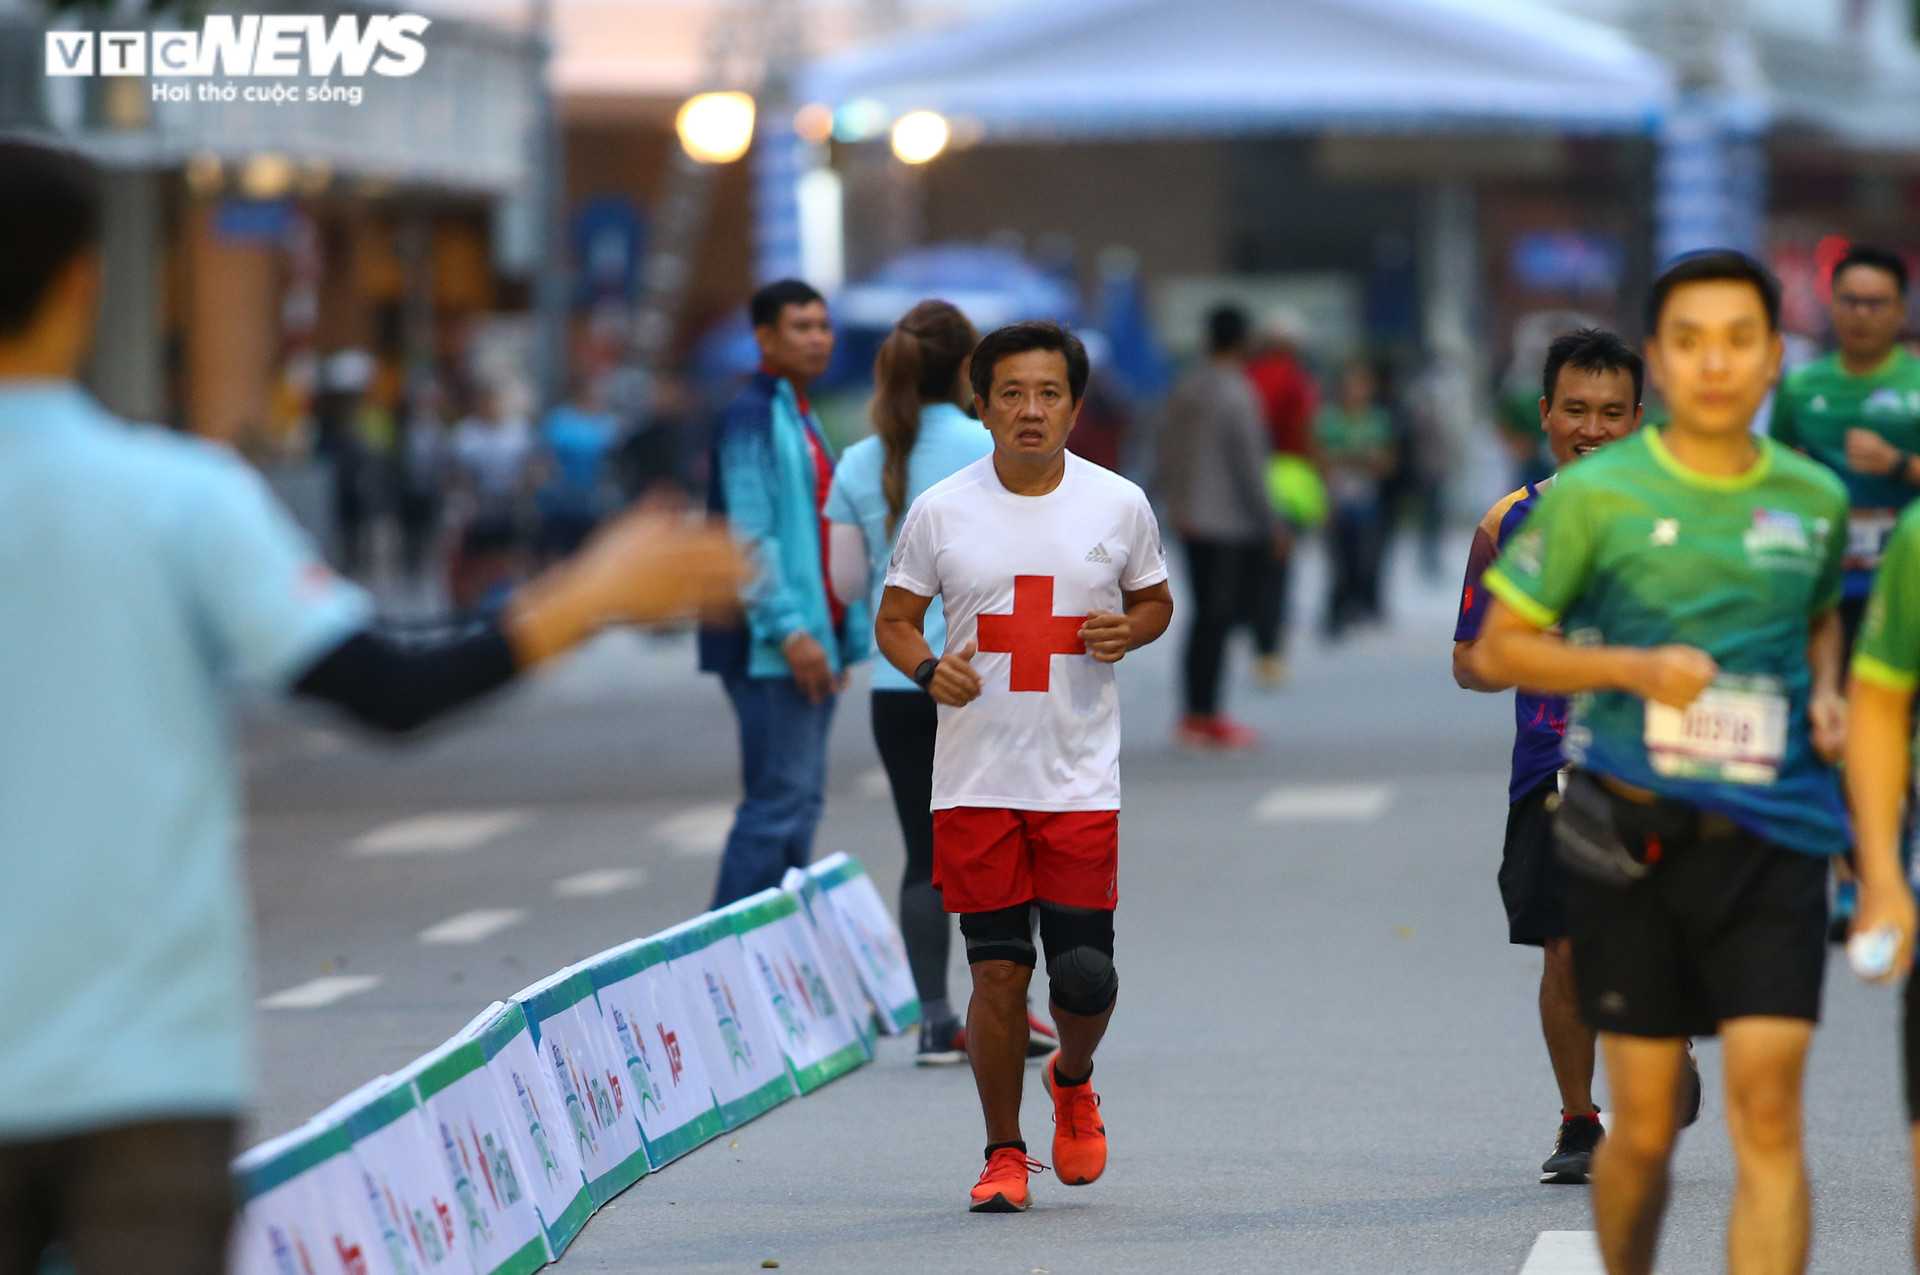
[876,320,1173,1213]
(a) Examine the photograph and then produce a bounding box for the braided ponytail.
[871,300,978,534]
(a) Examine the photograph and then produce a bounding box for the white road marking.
[1518,1231,1607,1275]
[656,803,736,856]
[350,809,529,857]
[1252,782,1394,822]
[553,867,649,898]
[260,974,382,1009]
[418,908,526,945]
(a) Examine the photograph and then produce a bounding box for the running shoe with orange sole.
[969,1147,1046,1213]
[1043,1052,1107,1186]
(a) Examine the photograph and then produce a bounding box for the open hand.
[571,508,746,624]
[930,640,984,706]
[783,631,836,704]
[1080,610,1131,663]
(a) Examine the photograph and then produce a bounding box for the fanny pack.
[1552,769,1712,888]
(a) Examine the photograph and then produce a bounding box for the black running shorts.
[1568,826,1829,1039]
[1500,774,1568,946]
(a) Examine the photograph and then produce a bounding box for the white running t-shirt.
[885,453,1168,812]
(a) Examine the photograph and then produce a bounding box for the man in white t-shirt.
[877,321,1174,1214]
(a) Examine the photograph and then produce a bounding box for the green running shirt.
[1853,502,1920,693]
[1482,429,1850,856]
[1771,348,1920,593]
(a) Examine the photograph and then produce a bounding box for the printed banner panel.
[515,969,649,1208]
[587,937,726,1170]
[476,1002,594,1256]
[341,1083,469,1275]
[784,867,879,1052]
[412,1032,551,1275]
[807,853,920,1034]
[727,891,870,1092]
[232,1121,387,1275]
[657,915,796,1129]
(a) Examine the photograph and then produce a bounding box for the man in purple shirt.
[1453,329,1643,1185]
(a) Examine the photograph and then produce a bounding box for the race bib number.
[1643,678,1788,785]
[1845,508,1899,571]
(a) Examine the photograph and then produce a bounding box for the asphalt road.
[243,536,1914,1274]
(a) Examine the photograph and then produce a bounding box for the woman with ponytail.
[825,300,1011,1064]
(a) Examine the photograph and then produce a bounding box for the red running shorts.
[932,807,1119,914]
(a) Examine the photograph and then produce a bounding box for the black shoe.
[1678,1041,1703,1128]
[915,1017,966,1066]
[1541,1113,1603,1184]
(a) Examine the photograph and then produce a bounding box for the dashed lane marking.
[1252,783,1394,822]
[260,974,382,1009]
[553,867,649,898]
[656,803,736,857]
[1518,1231,1612,1275]
[418,908,526,945]
[350,809,530,856]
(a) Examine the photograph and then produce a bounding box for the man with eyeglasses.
[1771,244,1920,648]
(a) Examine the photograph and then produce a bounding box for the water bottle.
[1848,925,1901,982]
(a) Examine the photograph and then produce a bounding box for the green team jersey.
[1852,502,1920,693]
[1483,429,1850,856]
[1771,347,1920,594]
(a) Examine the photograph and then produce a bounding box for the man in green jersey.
[1772,245,1920,645]
[1472,251,1856,1275]
[1841,508,1920,1262]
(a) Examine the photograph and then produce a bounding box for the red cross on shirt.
[975,575,1086,692]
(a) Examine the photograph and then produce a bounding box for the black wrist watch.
[912,657,940,690]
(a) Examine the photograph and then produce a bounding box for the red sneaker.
[1043,1053,1107,1186]
[968,1146,1045,1213]
[1203,716,1261,750]
[1176,714,1220,750]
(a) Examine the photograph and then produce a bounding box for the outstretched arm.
[1469,599,1718,709]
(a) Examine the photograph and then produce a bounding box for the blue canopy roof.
[805,0,1674,139]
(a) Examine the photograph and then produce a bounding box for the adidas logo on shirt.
[1085,543,1112,563]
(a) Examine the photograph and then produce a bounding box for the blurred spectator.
[0,139,744,1275]
[1066,331,1132,473]
[396,377,449,581]
[1243,309,1321,681]
[617,373,694,501]
[448,384,534,613]
[1157,304,1274,751]
[536,375,620,558]
[1317,358,1397,637]
[315,348,377,575]
[699,280,870,908]
[1398,349,1461,580]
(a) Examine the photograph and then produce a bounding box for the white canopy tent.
[803,0,1674,139]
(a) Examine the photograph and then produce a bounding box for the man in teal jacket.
[701,280,868,906]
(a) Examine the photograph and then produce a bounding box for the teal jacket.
[699,372,868,679]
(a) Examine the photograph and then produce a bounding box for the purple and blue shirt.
[1456,479,1567,803]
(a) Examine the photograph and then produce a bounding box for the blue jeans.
[711,674,837,908]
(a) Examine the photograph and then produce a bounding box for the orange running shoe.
[969,1146,1045,1213]
[1043,1053,1107,1186]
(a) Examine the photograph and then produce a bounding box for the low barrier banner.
[784,867,881,1053]
[805,853,921,1034]
[725,889,872,1093]
[586,936,727,1170]
[233,1120,381,1275]
[514,969,649,1208]
[412,1025,553,1275]
[340,1080,469,1273]
[656,914,796,1129]
[473,1002,594,1257]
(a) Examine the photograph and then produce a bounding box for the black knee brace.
[1038,903,1117,1016]
[959,903,1035,967]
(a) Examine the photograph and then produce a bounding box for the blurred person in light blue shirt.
[0,140,745,1275]
[536,374,621,558]
[825,300,992,1063]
